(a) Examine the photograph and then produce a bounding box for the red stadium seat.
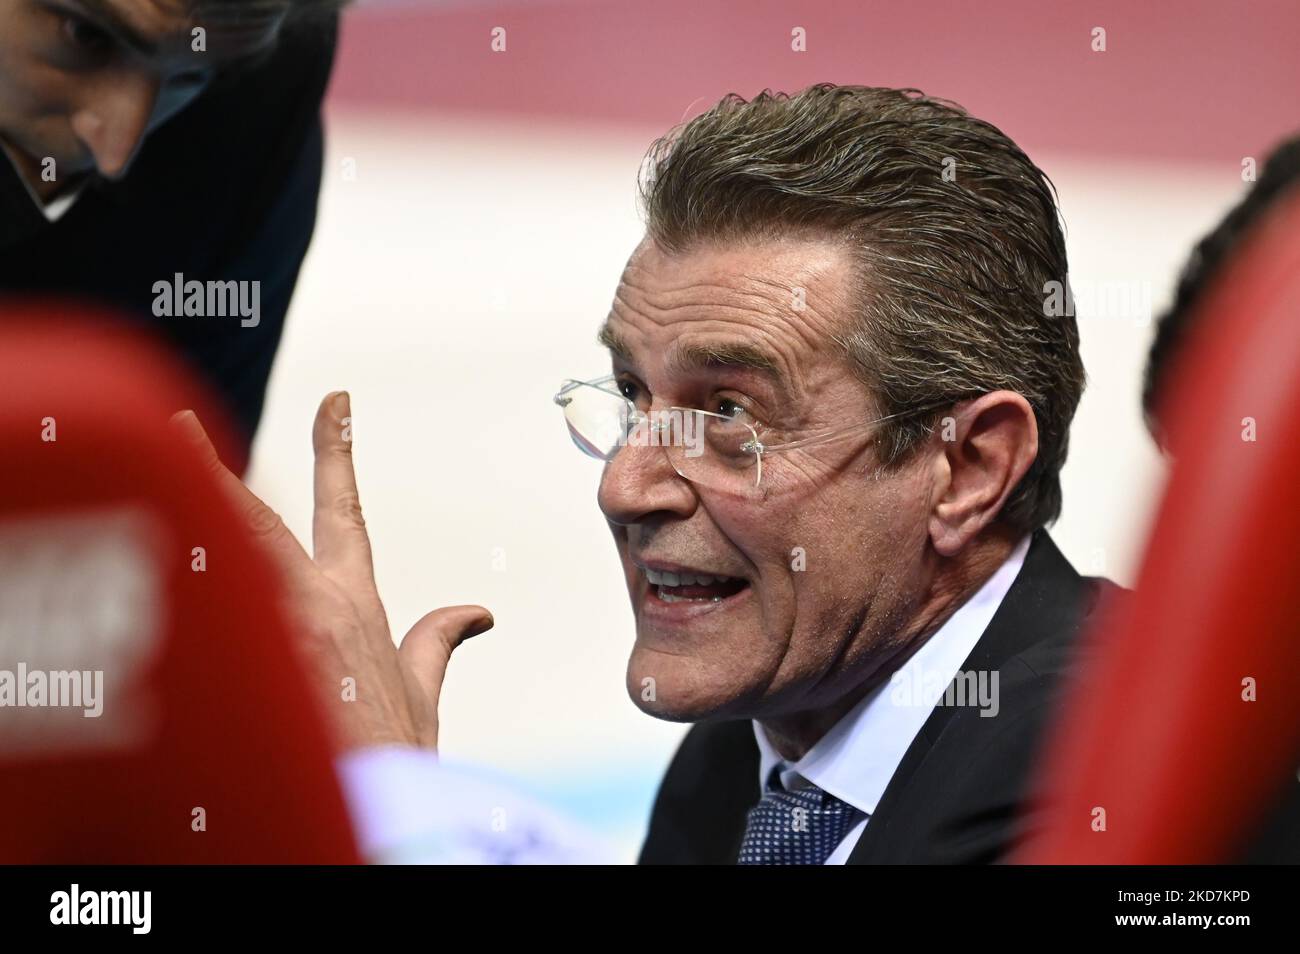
[1019,188,1300,863]
[0,304,360,863]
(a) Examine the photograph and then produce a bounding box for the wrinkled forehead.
[600,237,855,393]
[71,0,287,59]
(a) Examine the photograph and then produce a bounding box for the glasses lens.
[662,409,762,493]
[559,381,630,460]
[557,383,764,493]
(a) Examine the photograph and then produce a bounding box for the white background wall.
[246,110,1246,859]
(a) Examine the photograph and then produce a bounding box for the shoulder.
[860,574,1128,863]
[638,720,759,865]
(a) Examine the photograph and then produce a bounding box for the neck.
[757,525,1022,762]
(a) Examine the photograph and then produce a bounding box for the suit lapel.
[846,530,1094,863]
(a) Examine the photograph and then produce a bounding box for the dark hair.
[640,85,1082,533]
[192,0,350,26]
[1143,135,1300,443]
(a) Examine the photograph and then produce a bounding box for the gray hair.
[639,84,1084,533]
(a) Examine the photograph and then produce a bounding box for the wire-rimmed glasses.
[554,374,948,495]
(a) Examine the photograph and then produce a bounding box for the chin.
[624,644,751,723]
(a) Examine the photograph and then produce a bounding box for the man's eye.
[616,379,642,402]
[62,15,113,54]
[716,398,759,426]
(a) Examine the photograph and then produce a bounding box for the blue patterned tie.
[737,770,862,865]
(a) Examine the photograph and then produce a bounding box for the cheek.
[703,494,794,599]
[0,54,77,127]
[779,472,928,641]
[0,43,37,119]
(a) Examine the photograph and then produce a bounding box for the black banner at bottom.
[0,864,1289,940]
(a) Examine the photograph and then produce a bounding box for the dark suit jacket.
[639,530,1121,864]
[0,17,338,463]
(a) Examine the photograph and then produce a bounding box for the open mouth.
[644,566,750,604]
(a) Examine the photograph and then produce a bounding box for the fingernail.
[465,615,495,640]
[331,390,350,419]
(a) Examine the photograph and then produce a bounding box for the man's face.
[598,237,938,723]
[0,0,282,184]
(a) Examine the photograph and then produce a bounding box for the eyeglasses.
[553,374,950,496]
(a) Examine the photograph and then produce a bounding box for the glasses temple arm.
[757,401,955,455]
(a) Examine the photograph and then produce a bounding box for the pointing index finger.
[312,391,376,586]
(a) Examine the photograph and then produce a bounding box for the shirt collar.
[0,139,85,224]
[753,534,1032,816]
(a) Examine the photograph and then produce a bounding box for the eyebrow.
[63,0,160,56]
[59,0,284,61]
[597,322,784,381]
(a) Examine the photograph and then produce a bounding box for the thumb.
[398,604,494,706]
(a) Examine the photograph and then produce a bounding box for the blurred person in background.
[1139,132,1300,863]
[0,0,347,465]
[1143,134,1300,452]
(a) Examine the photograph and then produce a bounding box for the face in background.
[0,0,283,192]
[598,236,945,725]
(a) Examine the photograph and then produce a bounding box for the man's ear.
[927,391,1038,557]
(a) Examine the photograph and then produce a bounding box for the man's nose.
[597,442,697,527]
[69,72,162,180]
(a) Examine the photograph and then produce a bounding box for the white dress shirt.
[751,534,1031,864]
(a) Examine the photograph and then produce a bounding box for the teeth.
[645,567,733,587]
[658,586,725,604]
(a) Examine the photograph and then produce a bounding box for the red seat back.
[0,305,360,863]
[1020,189,1300,863]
